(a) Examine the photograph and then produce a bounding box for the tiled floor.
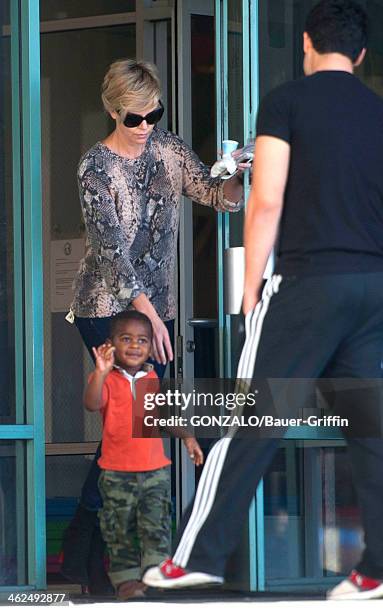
[1,581,383,609]
[67,601,383,611]
[49,584,383,609]
[1,585,383,610]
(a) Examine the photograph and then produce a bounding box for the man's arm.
[243,135,290,315]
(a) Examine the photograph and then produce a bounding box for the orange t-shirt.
[95,368,171,472]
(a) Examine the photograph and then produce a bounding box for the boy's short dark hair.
[305,0,367,62]
[109,310,153,340]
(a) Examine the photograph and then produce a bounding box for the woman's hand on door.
[131,293,174,365]
[151,315,174,365]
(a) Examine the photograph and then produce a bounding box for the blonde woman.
[61,59,245,596]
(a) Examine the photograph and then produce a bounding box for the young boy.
[84,310,203,599]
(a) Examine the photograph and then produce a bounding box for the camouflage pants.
[98,467,171,586]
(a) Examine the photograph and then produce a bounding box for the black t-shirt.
[256,71,383,274]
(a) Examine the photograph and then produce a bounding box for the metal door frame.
[0,0,45,590]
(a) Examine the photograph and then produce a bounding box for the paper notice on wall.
[50,239,85,313]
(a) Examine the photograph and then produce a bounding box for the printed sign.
[50,239,85,312]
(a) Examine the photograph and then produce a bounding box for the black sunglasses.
[122,100,164,128]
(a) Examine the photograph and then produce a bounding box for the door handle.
[186,340,196,352]
[224,247,245,315]
[187,319,218,328]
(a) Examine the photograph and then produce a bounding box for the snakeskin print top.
[71,127,243,321]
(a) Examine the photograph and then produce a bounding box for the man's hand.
[183,437,204,466]
[92,343,115,375]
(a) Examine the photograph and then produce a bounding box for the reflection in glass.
[0,2,16,424]
[322,447,362,577]
[46,454,97,574]
[40,25,135,444]
[1,2,10,25]
[258,0,316,98]
[226,1,246,375]
[40,0,135,21]
[228,0,244,145]
[227,0,245,250]
[259,0,383,101]
[256,0,383,588]
[0,442,27,585]
[191,14,218,322]
[356,1,383,98]
[264,445,304,580]
[264,443,362,582]
[41,26,135,239]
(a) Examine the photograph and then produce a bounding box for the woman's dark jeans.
[75,315,175,511]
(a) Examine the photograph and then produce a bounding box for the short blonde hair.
[101,59,161,117]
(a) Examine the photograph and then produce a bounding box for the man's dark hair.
[305,0,367,62]
[109,310,153,340]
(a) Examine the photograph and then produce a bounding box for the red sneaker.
[327,570,383,600]
[143,559,224,589]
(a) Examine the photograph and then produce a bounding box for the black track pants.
[173,273,383,579]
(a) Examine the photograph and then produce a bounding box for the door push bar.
[224,246,245,315]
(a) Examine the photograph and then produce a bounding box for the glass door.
[256,0,382,592]
[215,0,258,380]
[214,0,382,593]
[0,0,45,591]
[176,0,216,512]
[213,0,262,591]
[176,0,258,587]
[177,0,217,383]
[39,0,176,582]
